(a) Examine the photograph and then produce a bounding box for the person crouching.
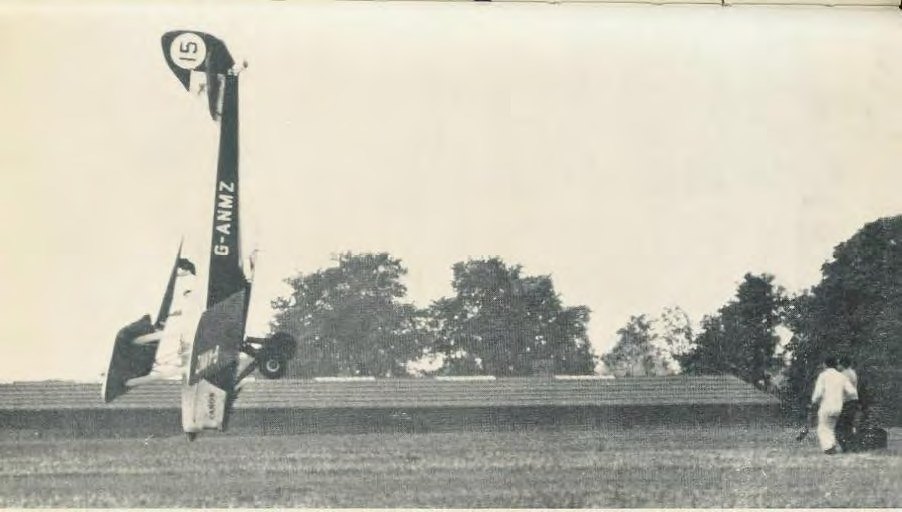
[835,356,860,452]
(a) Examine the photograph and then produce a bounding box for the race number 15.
[170,32,207,70]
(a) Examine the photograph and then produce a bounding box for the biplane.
[102,30,296,440]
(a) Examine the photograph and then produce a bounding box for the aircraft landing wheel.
[186,432,198,442]
[258,354,287,379]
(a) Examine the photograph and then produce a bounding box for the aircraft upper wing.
[102,244,190,402]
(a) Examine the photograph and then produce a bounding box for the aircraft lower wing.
[102,315,159,403]
[102,243,196,403]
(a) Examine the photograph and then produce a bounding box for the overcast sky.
[1,1,901,381]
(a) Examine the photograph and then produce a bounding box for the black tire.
[258,353,287,379]
[186,432,198,442]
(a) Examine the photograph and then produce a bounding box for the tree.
[270,252,427,378]
[655,306,695,373]
[602,307,694,377]
[784,216,902,414]
[602,315,672,377]
[428,257,596,376]
[680,273,786,386]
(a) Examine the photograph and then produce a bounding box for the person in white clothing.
[810,356,858,454]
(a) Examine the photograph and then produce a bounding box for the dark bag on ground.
[847,374,888,452]
[849,427,888,452]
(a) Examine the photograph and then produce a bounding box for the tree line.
[270,254,596,378]
[601,215,902,415]
[269,215,902,413]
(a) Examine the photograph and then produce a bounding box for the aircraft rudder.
[161,30,236,92]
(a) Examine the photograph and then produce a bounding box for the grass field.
[0,426,899,507]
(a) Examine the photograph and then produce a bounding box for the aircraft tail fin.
[161,30,236,121]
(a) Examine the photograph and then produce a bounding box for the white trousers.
[817,408,840,451]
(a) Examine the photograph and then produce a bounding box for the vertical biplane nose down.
[102,30,296,440]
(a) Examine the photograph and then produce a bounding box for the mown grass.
[0,426,898,507]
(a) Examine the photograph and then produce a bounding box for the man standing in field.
[810,356,858,454]
[835,356,860,452]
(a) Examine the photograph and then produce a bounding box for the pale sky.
[1,1,901,381]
